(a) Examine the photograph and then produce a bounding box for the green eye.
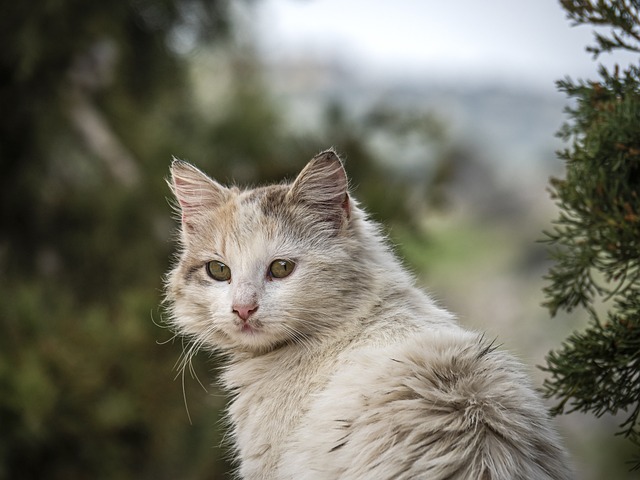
[205,261,231,282]
[269,259,295,279]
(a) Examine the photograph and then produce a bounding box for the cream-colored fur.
[165,150,572,479]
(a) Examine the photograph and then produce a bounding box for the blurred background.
[1,1,637,478]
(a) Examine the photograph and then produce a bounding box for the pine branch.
[542,305,640,441]
[560,0,640,56]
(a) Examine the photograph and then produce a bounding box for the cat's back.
[280,326,572,480]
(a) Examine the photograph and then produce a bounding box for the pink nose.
[233,304,258,321]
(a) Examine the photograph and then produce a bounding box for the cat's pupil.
[269,259,295,279]
[206,261,231,282]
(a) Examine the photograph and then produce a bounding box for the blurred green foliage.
[0,1,453,478]
[0,2,240,477]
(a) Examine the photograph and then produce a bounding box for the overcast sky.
[254,0,638,91]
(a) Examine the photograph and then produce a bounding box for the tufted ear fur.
[168,157,229,230]
[288,149,350,229]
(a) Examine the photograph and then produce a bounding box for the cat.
[164,149,573,480]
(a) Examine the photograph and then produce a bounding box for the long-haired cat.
[164,150,572,479]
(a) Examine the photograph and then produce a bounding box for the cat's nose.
[232,304,258,321]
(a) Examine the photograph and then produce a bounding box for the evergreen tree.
[541,0,640,468]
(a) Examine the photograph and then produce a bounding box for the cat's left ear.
[288,149,350,229]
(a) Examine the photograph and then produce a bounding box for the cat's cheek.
[171,300,214,344]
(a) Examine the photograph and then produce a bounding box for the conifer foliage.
[542,0,640,467]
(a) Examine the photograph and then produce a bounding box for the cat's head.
[165,150,379,354]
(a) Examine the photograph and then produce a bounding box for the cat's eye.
[206,261,231,282]
[269,259,295,279]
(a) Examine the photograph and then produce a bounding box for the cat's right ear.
[168,158,228,230]
[288,149,350,231]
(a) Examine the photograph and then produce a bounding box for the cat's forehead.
[236,183,292,221]
[195,185,290,260]
[219,184,289,238]
[189,181,312,258]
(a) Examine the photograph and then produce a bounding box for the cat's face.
[166,151,372,354]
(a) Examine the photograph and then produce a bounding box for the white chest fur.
[222,346,343,479]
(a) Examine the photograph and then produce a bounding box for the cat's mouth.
[241,323,256,334]
[235,319,263,335]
